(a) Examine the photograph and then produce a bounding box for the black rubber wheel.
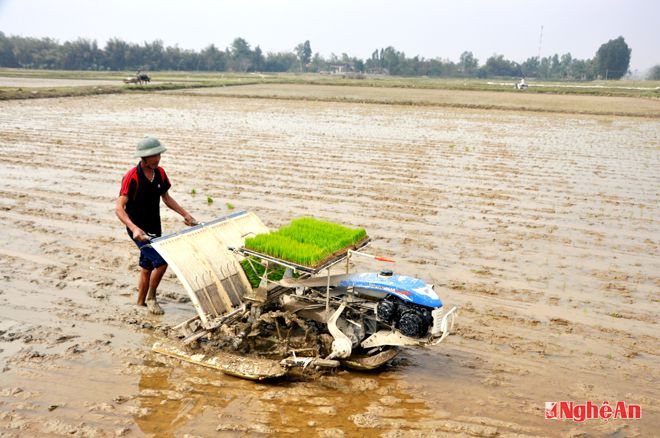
[398,310,426,337]
[376,299,397,324]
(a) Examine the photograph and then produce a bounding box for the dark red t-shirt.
[120,163,171,238]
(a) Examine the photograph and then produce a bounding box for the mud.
[166,83,660,117]
[0,91,658,436]
[0,77,122,88]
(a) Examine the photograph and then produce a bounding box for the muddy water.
[0,93,658,437]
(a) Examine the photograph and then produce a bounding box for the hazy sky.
[0,0,658,72]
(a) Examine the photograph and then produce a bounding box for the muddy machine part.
[150,211,266,332]
[149,211,457,380]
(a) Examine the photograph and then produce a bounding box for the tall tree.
[648,65,660,80]
[459,51,478,76]
[252,45,264,71]
[61,38,102,70]
[263,51,297,72]
[104,38,130,70]
[0,32,18,67]
[594,36,631,79]
[0,32,608,80]
[230,37,252,71]
[142,40,165,71]
[559,53,573,78]
[380,46,403,75]
[200,44,226,71]
[484,54,521,77]
[294,40,312,71]
[521,56,539,77]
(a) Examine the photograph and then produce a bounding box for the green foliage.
[200,44,226,71]
[226,202,235,210]
[240,256,289,288]
[295,40,312,71]
[0,32,18,67]
[595,36,631,80]
[484,54,522,77]
[264,52,298,72]
[230,38,253,72]
[0,32,637,82]
[244,217,367,267]
[191,188,197,195]
[207,196,213,204]
[459,51,478,76]
[647,65,660,80]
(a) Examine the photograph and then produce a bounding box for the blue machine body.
[338,273,442,308]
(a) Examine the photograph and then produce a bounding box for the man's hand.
[184,214,198,226]
[132,227,148,241]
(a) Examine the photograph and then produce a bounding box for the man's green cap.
[134,136,167,157]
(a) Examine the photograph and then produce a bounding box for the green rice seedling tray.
[241,218,370,273]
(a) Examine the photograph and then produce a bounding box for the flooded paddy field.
[0,89,658,436]
[167,83,660,117]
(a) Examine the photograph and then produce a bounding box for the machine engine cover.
[338,273,442,308]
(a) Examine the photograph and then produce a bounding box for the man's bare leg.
[137,267,152,306]
[146,264,168,315]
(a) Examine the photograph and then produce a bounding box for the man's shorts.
[134,239,167,270]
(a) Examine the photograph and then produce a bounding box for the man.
[115,136,196,314]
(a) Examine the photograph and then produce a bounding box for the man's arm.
[115,195,147,241]
[161,192,197,226]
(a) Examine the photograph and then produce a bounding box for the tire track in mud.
[1,93,658,436]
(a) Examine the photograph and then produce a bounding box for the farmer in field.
[115,137,197,314]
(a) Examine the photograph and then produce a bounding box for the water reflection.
[132,351,449,436]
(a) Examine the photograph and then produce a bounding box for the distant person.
[115,137,197,314]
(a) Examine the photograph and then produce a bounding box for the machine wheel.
[398,311,426,337]
[397,305,433,337]
[376,298,397,324]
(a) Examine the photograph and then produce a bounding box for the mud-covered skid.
[149,211,456,380]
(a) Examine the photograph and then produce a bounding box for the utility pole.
[537,25,544,60]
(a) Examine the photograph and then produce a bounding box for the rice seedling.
[207,196,213,205]
[191,188,197,195]
[240,256,291,288]
[244,217,367,267]
[226,202,235,210]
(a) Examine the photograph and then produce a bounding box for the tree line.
[0,32,641,80]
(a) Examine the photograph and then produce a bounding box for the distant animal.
[137,73,151,85]
[122,73,150,85]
